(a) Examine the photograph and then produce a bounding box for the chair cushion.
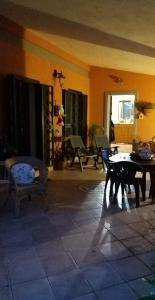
[11,163,35,184]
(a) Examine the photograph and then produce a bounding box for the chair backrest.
[5,156,47,186]
[94,135,110,149]
[69,135,85,149]
[111,161,143,183]
[101,149,111,161]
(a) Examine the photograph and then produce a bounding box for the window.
[112,95,135,124]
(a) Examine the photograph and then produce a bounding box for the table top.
[110,152,155,170]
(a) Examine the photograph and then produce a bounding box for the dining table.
[109,152,155,201]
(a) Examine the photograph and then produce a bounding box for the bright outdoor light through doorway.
[112,94,135,124]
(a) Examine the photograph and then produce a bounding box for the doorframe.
[104,90,138,142]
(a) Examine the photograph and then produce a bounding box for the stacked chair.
[102,157,145,208]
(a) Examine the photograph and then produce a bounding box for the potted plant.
[135,101,155,116]
[53,135,71,170]
[88,124,104,146]
[53,147,67,170]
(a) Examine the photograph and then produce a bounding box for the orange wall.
[0,15,90,129]
[90,66,155,141]
[1,15,155,142]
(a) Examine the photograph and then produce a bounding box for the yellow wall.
[0,15,90,130]
[1,15,155,142]
[90,67,155,141]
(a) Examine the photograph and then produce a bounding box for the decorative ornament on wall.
[52,69,66,88]
[136,112,144,119]
[109,74,123,85]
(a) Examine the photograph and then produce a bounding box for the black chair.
[107,160,145,207]
[101,148,116,197]
[94,135,119,163]
[69,135,98,172]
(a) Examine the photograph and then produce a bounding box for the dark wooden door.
[62,89,87,145]
[7,75,53,165]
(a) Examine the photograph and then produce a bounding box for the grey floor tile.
[110,256,152,281]
[54,224,81,237]
[122,236,155,254]
[1,229,34,247]
[98,240,132,260]
[7,248,46,284]
[5,246,36,262]
[0,247,7,265]
[31,227,58,244]
[48,269,92,300]
[40,252,77,276]
[35,240,65,257]
[148,219,155,227]
[138,250,155,270]
[144,230,155,244]
[82,227,117,246]
[101,215,125,228]
[69,247,104,267]
[96,283,137,300]
[12,278,56,300]
[61,233,95,250]
[0,287,13,300]
[1,170,155,299]
[108,224,139,240]
[73,220,103,233]
[82,262,124,291]
[0,265,9,289]
[70,293,98,300]
[118,211,142,224]
[129,221,154,235]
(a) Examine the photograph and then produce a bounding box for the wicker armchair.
[5,156,48,217]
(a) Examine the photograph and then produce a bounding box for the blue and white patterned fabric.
[11,163,35,184]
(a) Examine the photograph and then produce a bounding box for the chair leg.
[70,155,75,166]
[105,172,110,189]
[113,182,120,203]
[93,157,98,169]
[109,180,114,197]
[79,157,83,172]
[134,184,140,208]
[141,172,146,201]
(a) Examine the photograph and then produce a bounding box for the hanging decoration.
[52,69,66,125]
[109,74,123,85]
[52,69,66,88]
[54,104,66,126]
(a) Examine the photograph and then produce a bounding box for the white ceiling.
[1,0,155,75]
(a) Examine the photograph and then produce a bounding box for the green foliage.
[138,295,155,299]
[138,276,155,300]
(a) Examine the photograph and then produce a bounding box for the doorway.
[62,89,87,144]
[6,74,53,165]
[104,91,136,144]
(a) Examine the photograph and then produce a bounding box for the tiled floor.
[1,148,155,299]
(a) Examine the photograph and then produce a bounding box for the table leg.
[141,171,146,201]
[149,169,155,202]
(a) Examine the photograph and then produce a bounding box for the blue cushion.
[11,163,35,184]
